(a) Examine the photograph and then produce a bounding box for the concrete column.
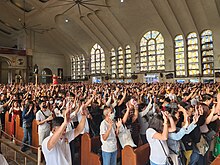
[8,70,12,84]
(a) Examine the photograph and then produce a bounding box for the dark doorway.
[41,68,52,84]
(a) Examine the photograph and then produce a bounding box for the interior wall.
[33,51,67,77]
[0,61,8,84]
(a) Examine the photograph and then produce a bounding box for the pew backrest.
[81,133,101,165]
[122,144,150,165]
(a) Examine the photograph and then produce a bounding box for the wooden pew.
[81,133,101,165]
[211,155,220,165]
[32,119,39,153]
[4,111,12,140]
[122,144,150,165]
[15,115,23,145]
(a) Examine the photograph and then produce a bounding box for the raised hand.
[178,104,186,112]
[193,108,200,124]
[116,118,122,128]
[93,89,97,96]
[211,104,216,113]
[198,105,204,116]
[108,118,114,128]
[162,111,168,123]
[80,103,88,117]
[64,102,72,124]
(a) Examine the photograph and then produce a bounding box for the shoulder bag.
[159,140,174,165]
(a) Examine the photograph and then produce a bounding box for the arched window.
[175,35,185,76]
[125,45,132,77]
[187,32,199,76]
[110,48,116,78]
[81,56,85,79]
[76,56,80,78]
[140,30,165,71]
[118,47,124,78]
[71,57,76,79]
[71,55,85,79]
[91,43,105,74]
[201,30,214,76]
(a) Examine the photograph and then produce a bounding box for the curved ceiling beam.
[94,10,122,47]
[47,30,78,56]
[182,0,199,34]
[167,0,185,36]
[80,14,111,50]
[54,14,89,56]
[150,0,173,38]
[105,1,135,46]
[87,12,115,48]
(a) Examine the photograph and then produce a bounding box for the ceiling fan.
[16,0,55,34]
[47,0,110,16]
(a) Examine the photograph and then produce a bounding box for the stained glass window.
[91,43,105,74]
[201,30,214,76]
[140,30,165,71]
[71,57,76,79]
[118,47,124,78]
[175,35,185,76]
[80,55,85,79]
[77,57,81,78]
[71,55,85,79]
[187,32,200,76]
[110,48,116,78]
[125,45,132,77]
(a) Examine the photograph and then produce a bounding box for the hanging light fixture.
[47,0,110,16]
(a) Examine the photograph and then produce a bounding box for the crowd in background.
[0,82,220,165]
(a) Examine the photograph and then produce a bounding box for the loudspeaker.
[215,72,220,78]
[165,73,174,79]
[131,74,138,80]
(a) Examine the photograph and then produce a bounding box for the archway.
[0,57,10,84]
[41,68,52,84]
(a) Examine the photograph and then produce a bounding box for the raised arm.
[85,91,96,107]
[47,104,72,151]
[139,98,152,117]
[206,105,218,124]
[153,112,169,140]
[118,88,127,106]
[168,115,176,133]
[122,103,130,124]
[74,105,87,137]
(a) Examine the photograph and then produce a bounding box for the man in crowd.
[42,103,87,165]
[36,101,53,145]
[100,107,122,165]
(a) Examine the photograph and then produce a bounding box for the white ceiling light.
[65,19,69,23]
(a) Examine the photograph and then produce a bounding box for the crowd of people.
[0,82,220,165]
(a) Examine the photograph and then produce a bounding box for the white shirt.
[146,128,169,164]
[54,108,63,117]
[42,130,75,165]
[169,93,176,100]
[100,120,117,152]
[0,154,8,165]
[36,109,51,133]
